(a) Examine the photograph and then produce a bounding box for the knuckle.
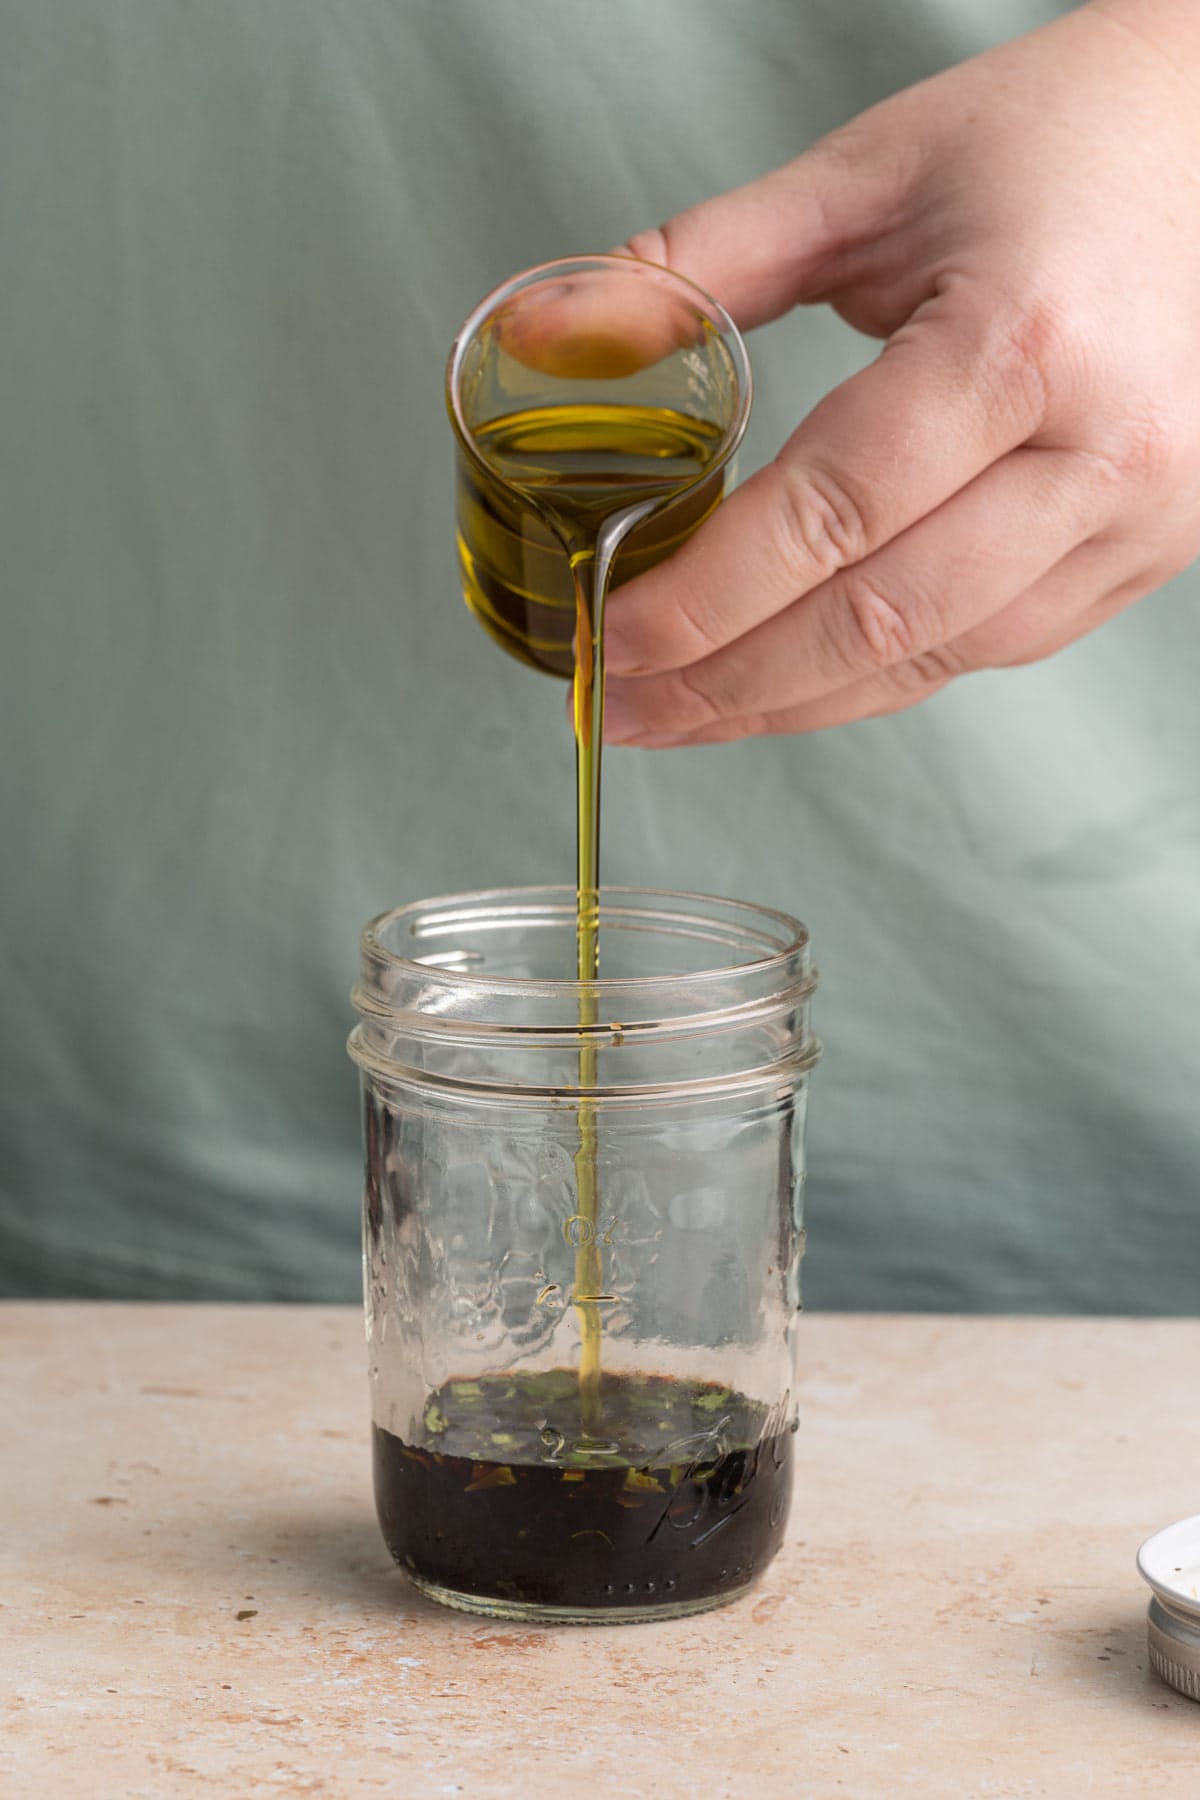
[775,459,872,585]
[926,280,1063,429]
[979,299,1060,431]
[671,586,730,661]
[831,574,920,674]
[999,299,1060,392]
[1094,412,1178,489]
[672,660,727,728]
[623,224,671,266]
[901,644,971,688]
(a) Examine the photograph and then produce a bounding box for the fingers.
[495,268,706,380]
[499,122,909,378]
[620,555,1147,745]
[602,445,1117,743]
[602,294,1053,680]
[621,134,910,332]
[970,568,1154,668]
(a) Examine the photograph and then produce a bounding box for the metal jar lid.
[1137,1515,1200,1702]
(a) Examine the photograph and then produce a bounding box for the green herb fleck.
[522,1369,579,1404]
[694,1388,734,1413]
[622,1469,665,1495]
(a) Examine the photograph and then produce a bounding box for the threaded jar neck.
[348,887,820,1106]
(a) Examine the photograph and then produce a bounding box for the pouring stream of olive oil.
[452,280,744,1438]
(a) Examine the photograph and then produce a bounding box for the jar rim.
[349,886,819,1102]
[358,885,811,999]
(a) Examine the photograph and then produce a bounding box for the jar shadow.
[228,1504,453,1625]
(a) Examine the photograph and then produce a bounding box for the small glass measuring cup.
[446,254,752,678]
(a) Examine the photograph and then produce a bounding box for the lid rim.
[1137,1516,1200,1606]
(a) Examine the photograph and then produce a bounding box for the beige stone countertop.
[3,1305,1199,1797]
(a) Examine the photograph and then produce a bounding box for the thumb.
[621,131,904,332]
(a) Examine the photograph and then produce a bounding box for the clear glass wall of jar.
[348,886,820,1624]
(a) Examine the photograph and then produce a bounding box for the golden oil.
[453,383,734,1432]
[455,403,727,678]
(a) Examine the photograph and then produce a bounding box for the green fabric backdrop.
[2,0,1197,1310]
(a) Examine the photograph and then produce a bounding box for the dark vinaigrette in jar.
[373,1368,794,1612]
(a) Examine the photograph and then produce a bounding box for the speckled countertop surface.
[4,1305,1198,1797]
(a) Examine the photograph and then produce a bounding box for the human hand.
[600,0,1200,747]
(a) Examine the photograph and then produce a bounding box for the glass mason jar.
[347,886,820,1624]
